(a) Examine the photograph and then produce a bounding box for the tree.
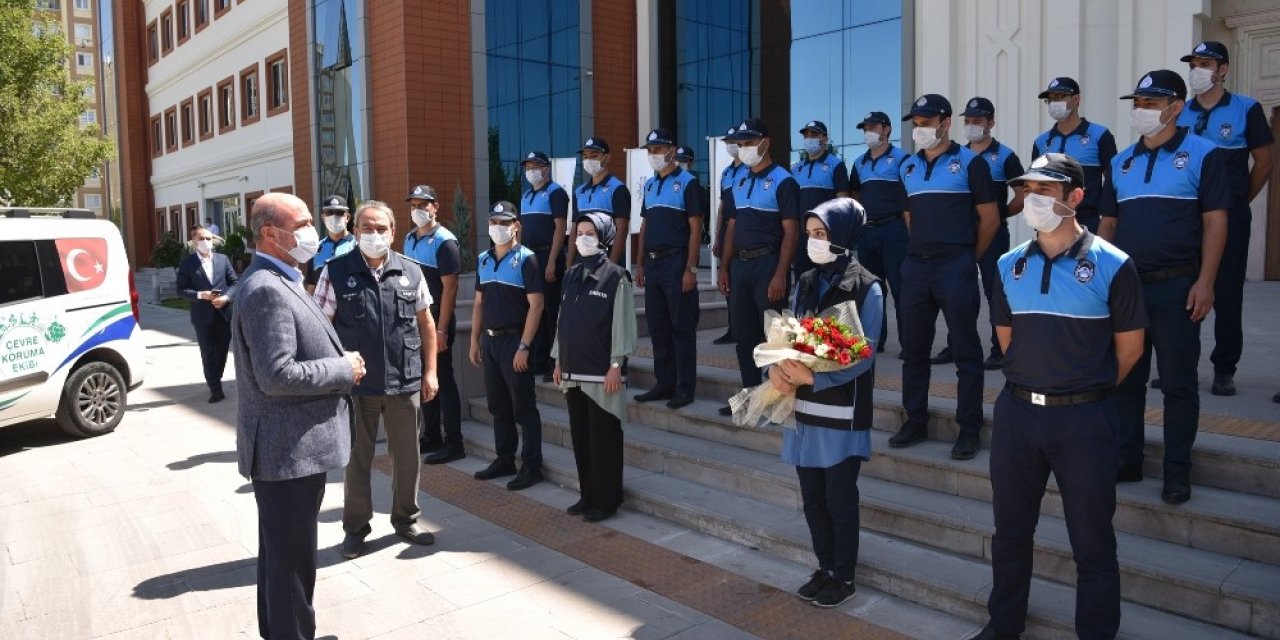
[0,0,114,206]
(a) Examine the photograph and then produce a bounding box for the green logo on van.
[1,313,64,376]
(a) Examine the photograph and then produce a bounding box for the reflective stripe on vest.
[795,399,854,421]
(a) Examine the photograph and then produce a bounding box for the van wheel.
[56,362,127,437]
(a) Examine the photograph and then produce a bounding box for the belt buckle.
[647,251,659,259]
[1031,392,1046,406]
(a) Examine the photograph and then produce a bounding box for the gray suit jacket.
[232,254,354,480]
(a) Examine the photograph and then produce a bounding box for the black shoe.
[419,438,443,454]
[395,522,436,546]
[1162,476,1192,505]
[340,533,366,560]
[424,445,465,465]
[1150,377,1162,389]
[888,424,927,448]
[666,394,694,409]
[983,351,1003,370]
[1211,372,1236,396]
[796,570,828,601]
[566,499,589,516]
[965,623,1020,640]
[712,332,734,345]
[582,508,615,522]
[1274,390,1280,404]
[634,387,675,403]
[718,405,733,417]
[811,578,856,608]
[208,390,225,403]
[951,432,981,460]
[1117,464,1144,483]
[930,347,953,365]
[474,459,517,480]
[506,466,543,491]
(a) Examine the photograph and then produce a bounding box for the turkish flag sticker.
[55,238,109,292]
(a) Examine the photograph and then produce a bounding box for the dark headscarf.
[802,197,868,273]
[577,212,616,269]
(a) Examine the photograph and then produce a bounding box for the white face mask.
[802,138,824,156]
[1130,105,1169,137]
[863,131,883,148]
[524,168,544,186]
[358,232,390,258]
[1188,67,1216,95]
[1023,192,1076,233]
[488,224,515,246]
[284,225,320,263]
[323,214,346,235]
[194,239,213,255]
[647,152,669,172]
[725,143,740,159]
[1047,100,1071,121]
[575,234,602,257]
[677,162,690,172]
[964,124,987,143]
[806,237,844,265]
[410,208,432,228]
[738,144,765,167]
[583,158,604,177]
[912,126,941,151]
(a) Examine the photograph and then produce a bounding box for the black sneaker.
[1162,475,1191,505]
[951,432,981,460]
[420,437,443,454]
[506,466,543,491]
[583,508,615,522]
[718,405,733,417]
[666,394,694,409]
[340,533,365,560]
[424,445,465,465]
[930,346,953,365]
[634,387,675,403]
[983,351,1003,370]
[474,459,517,480]
[796,570,827,601]
[888,423,927,448]
[1211,372,1236,396]
[208,389,225,403]
[1116,464,1144,483]
[712,332,734,345]
[566,499,589,516]
[811,578,856,608]
[1273,390,1280,404]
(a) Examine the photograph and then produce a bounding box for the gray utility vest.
[328,250,424,396]
[558,257,629,383]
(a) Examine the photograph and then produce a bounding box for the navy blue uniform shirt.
[728,163,800,250]
[1176,91,1274,203]
[791,151,850,213]
[899,141,997,255]
[403,225,461,310]
[641,167,704,250]
[1032,120,1117,214]
[849,144,910,219]
[476,245,544,330]
[573,174,632,223]
[520,182,569,250]
[969,139,1025,220]
[305,233,356,285]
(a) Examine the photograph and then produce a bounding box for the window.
[270,186,293,194]
[176,1,190,44]
[34,0,59,10]
[243,190,265,218]
[79,110,96,127]
[180,98,195,146]
[160,8,173,55]
[197,87,214,140]
[84,194,102,209]
[194,0,209,32]
[0,242,50,306]
[74,0,90,11]
[216,76,235,133]
[164,106,178,153]
[74,23,92,47]
[83,83,95,99]
[75,52,92,74]
[214,0,231,20]
[147,20,158,64]
[266,49,289,116]
[150,114,163,157]
[240,64,260,125]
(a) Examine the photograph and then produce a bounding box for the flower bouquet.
[727,301,872,427]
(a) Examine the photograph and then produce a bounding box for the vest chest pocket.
[338,290,366,319]
[395,289,417,320]
[403,336,422,379]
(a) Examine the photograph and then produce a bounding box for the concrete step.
[458,421,1261,640]
[469,398,1280,635]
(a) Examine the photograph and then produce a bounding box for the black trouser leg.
[253,472,325,640]
[1210,203,1251,377]
[796,456,862,580]
[422,317,462,447]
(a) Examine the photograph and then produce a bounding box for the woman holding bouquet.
[769,197,884,608]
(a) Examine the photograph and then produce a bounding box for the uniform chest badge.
[673,181,682,193]
[1080,134,1091,146]
[1012,257,1027,280]
[763,178,773,190]
[346,276,358,288]
[1074,259,1095,283]
[904,164,916,178]
[1120,157,1134,174]
[398,275,410,287]
[948,159,962,173]
[820,163,830,172]
[510,255,521,269]
[1219,123,1233,139]
[988,153,999,162]
[886,156,896,164]
[1173,151,1190,170]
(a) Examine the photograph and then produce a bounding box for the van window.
[0,240,69,306]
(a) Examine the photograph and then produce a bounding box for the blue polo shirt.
[899,141,996,255]
[791,151,850,213]
[849,144,910,220]
[520,182,569,251]
[969,139,1024,220]
[305,233,356,285]
[573,174,631,222]
[1176,91,1274,204]
[992,231,1147,394]
[476,245,544,330]
[1032,120,1117,215]
[1104,127,1233,273]
[728,163,800,250]
[641,167,704,250]
[403,225,461,310]
[720,162,747,196]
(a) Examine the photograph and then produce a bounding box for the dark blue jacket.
[177,251,238,326]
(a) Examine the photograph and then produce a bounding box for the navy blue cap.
[725,125,738,137]
[488,200,518,220]
[1120,70,1187,101]
[674,146,694,161]
[961,97,995,117]
[1181,41,1229,64]
[799,120,828,136]
[643,128,676,146]
[1038,77,1080,99]
[405,185,437,202]
[321,195,349,212]
[1008,153,1085,189]
[902,94,952,121]
[521,151,550,166]
[578,137,610,153]
[855,111,891,130]
[726,118,770,141]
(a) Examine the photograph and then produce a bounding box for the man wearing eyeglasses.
[1175,41,1275,398]
[1031,78,1118,234]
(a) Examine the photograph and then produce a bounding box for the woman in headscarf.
[552,212,638,522]
[769,197,884,608]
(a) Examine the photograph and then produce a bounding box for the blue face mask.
[803,138,824,156]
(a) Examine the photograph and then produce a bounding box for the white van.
[0,208,146,437]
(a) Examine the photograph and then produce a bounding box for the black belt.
[527,245,551,253]
[865,213,902,228]
[908,248,967,260]
[1009,384,1111,407]
[483,326,521,337]
[645,247,683,260]
[1139,263,1197,284]
[735,246,777,260]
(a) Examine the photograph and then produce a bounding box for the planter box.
[136,268,178,304]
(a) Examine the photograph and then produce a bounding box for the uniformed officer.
[312,200,439,559]
[1177,41,1275,397]
[519,151,569,381]
[469,201,546,491]
[568,137,630,266]
[888,94,999,460]
[1032,77,1118,233]
[1099,69,1231,504]
[713,126,747,346]
[634,128,704,409]
[675,145,694,172]
[849,111,910,354]
[553,212,638,523]
[403,184,465,465]
[963,97,1026,370]
[791,120,851,281]
[304,195,356,294]
[971,153,1146,640]
[717,117,801,416]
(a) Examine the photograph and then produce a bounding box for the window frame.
[213,0,231,20]
[176,0,190,45]
[164,105,178,153]
[147,20,159,65]
[240,63,260,126]
[160,7,173,56]
[194,0,209,33]
[197,87,214,141]
[0,240,48,307]
[150,114,164,158]
[180,97,196,147]
[270,185,293,194]
[216,76,236,134]
[265,48,289,117]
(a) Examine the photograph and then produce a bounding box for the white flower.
[814,344,830,357]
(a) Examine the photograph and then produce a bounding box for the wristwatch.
[609,362,621,369]
[688,266,698,273]
[517,342,530,351]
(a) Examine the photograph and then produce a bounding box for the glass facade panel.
[313,0,367,207]
[673,0,754,181]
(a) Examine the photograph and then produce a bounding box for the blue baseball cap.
[521,151,550,166]
[1181,41,1229,64]
[961,97,995,117]
[1121,70,1187,101]
[903,94,952,120]
[642,128,676,147]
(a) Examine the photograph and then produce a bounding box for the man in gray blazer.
[232,192,366,640]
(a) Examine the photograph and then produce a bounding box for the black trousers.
[421,315,462,448]
[253,472,326,640]
[193,317,231,394]
[988,389,1120,639]
[644,251,700,397]
[1210,202,1251,377]
[795,456,862,581]
[531,248,564,374]
[977,224,1011,355]
[566,387,624,513]
[482,333,542,468]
